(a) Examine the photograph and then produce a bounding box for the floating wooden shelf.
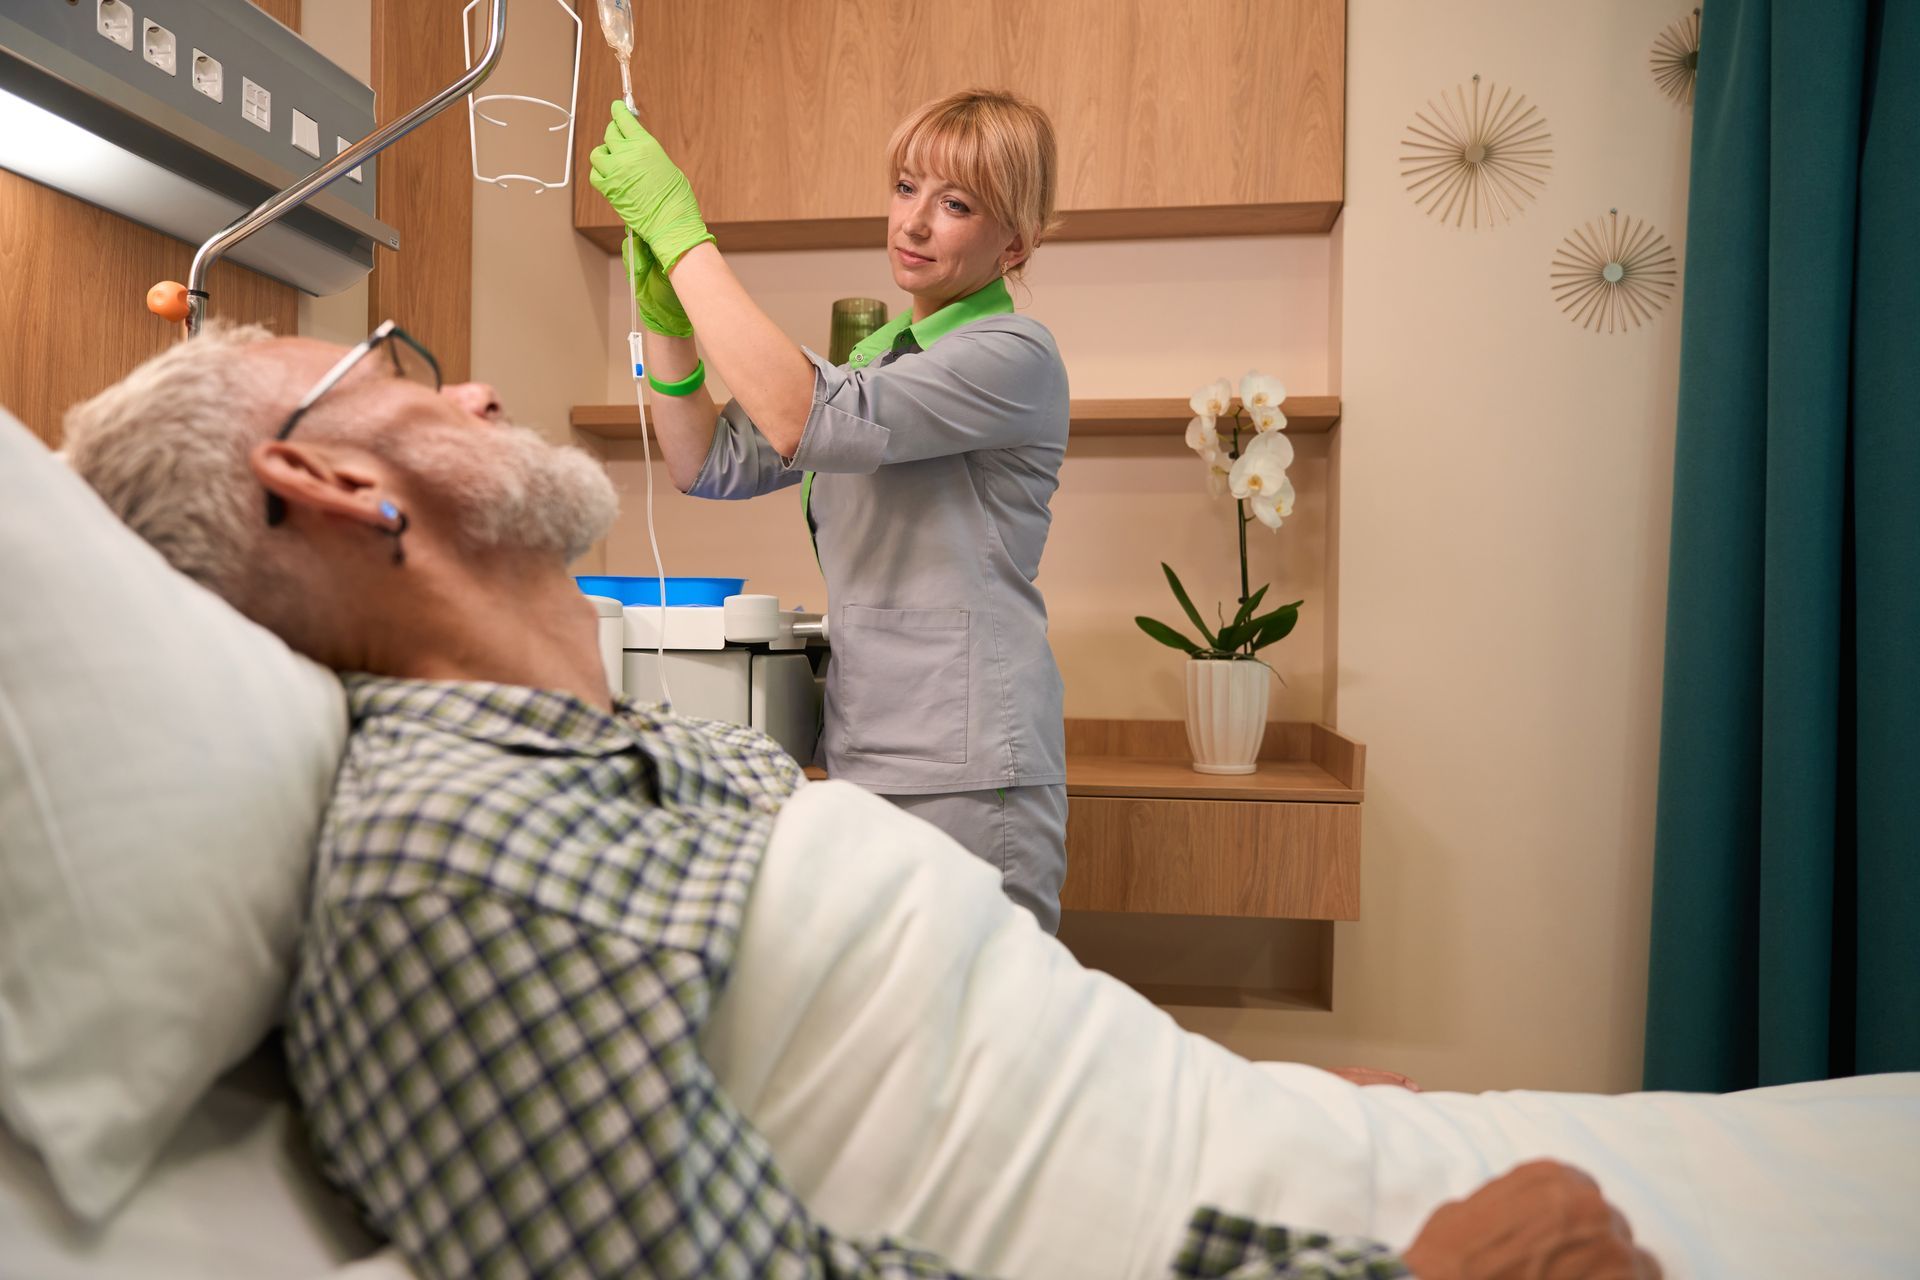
[577,203,1343,257]
[1060,719,1364,922]
[571,396,1340,445]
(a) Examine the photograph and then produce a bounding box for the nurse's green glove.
[588,101,714,273]
[621,234,693,337]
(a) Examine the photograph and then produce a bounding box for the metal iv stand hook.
[149,0,510,336]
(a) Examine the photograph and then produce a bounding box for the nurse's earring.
[377,499,410,567]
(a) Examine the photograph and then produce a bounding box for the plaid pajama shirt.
[285,676,1408,1279]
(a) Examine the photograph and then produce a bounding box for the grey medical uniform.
[687,280,1070,931]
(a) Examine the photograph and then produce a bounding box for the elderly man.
[59,322,1664,1279]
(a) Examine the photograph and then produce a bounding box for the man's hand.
[1328,1065,1421,1090]
[1401,1160,1661,1279]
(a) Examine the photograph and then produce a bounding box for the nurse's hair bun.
[885,89,1060,276]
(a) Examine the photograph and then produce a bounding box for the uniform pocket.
[839,605,970,763]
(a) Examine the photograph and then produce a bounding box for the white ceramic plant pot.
[1184,658,1271,775]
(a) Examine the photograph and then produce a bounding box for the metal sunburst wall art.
[1400,74,1554,229]
[1651,9,1702,106]
[1550,209,1678,333]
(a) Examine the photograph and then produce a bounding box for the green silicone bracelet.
[648,359,706,398]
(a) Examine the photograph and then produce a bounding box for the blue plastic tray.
[575,575,746,607]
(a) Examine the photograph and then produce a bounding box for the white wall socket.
[192,50,223,102]
[142,20,177,75]
[97,1,135,51]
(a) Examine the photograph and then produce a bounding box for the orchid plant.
[1135,372,1302,662]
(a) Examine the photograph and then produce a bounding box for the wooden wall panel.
[0,0,302,446]
[367,0,472,382]
[572,0,1345,252]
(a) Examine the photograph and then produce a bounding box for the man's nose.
[442,381,503,421]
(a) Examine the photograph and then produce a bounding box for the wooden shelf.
[571,396,1340,445]
[577,203,1343,257]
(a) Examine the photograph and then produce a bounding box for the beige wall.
[1169,0,1694,1093]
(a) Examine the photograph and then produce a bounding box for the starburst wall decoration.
[1550,209,1678,333]
[1400,74,1553,229]
[1651,9,1702,106]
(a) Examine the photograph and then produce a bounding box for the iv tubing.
[627,229,674,711]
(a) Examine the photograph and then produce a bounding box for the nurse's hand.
[622,235,693,337]
[588,101,715,272]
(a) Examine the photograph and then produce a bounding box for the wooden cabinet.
[1061,719,1364,921]
[573,0,1345,252]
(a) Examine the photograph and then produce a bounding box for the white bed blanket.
[702,781,1920,1279]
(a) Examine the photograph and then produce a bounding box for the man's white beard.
[388,420,618,564]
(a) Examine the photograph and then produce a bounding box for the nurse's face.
[888,168,1026,321]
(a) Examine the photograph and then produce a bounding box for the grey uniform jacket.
[687,312,1069,794]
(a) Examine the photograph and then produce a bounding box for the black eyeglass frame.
[263,319,442,526]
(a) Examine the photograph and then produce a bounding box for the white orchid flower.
[1228,431,1292,501]
[1203,449,1233,498]
[1250,475,1296,529]
[1250,402,1288,434]
[1190,378,1234,419]
[1185,414,1220,455]
[1240,372,1287,412]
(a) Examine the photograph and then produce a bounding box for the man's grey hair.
[63,322,281,609]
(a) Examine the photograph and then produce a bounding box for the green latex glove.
[588,100,714,272]
[621,233,693,337]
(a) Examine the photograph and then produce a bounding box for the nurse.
[590,89,1070,932]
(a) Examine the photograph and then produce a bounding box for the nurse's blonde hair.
[885,89,1060,277]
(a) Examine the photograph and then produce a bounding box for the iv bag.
[596,0,633,58]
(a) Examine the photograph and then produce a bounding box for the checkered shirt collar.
[343,673,635,757]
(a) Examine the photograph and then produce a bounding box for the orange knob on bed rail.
[147,280,191,324]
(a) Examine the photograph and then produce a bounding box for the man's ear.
[251,440,397,530]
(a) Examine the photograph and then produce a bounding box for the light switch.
[337,136,363,183]
[291,109,320,157]
[241,77,270,131]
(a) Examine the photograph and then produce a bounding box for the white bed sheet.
[704,780,1920,1279]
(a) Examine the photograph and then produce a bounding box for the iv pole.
[151,0,510,336]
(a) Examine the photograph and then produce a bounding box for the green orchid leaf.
[1161,563,1218,648]
[1248,601,1303,651]
[1231,584,1271,630]
[1215,620,1257,652]
[1135,615,1201,654]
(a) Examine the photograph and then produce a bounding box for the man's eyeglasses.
[264,319,442,527]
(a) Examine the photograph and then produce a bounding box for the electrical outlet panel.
[97,1,135,51]
[142,20,177,75]
[191,49,222,101]
[337,136,364,183]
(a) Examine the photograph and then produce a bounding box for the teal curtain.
[1644,0,1920,1091]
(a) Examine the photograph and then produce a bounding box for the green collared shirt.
[844,276,1017,370]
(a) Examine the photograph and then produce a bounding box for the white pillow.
[0,408,347,1220]
[0,1042,384,1279]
